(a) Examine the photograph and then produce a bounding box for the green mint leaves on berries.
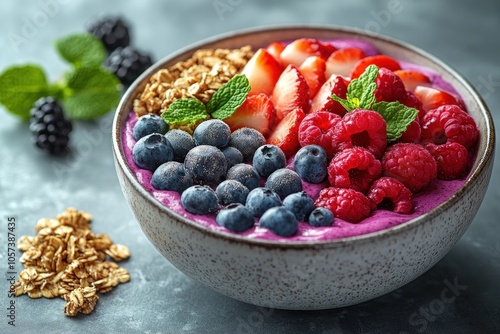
[161,74,250,128]
[0,33,120,120]
[331,64,418,142]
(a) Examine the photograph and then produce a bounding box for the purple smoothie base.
[121,39,472,242]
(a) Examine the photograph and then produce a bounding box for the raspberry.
[105,46,153,86]
[382,143,437,193]
[403,91,425,121]
[425,142,469,180]
[367,177,413,213]
[332,109,387,158]
[29,97,72,155]
[298,111,341,157]
[314,187,371,223]
[397,120,421,143]
[375,67,407,103]
[327,147,381,193]
[87,16,131,53]
[421,105,478,150]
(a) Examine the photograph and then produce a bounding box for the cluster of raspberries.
[301,71,478,223]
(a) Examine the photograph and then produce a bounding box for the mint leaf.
[331,94,356,111]
[347,64,378,110]
[64,65,121,120]
[373,101,418,142]
[0,65,52,120]
[55,33,107,67]
[161,98,208,130]
[207,74,250,119]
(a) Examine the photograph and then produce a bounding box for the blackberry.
[88,16,131,53]
[105,46,153,86]
[29,97,72,155]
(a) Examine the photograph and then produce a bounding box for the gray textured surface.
[0,0,499,333]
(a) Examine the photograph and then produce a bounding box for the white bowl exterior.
[113,26,495,310]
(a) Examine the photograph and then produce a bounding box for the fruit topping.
[325,47,366,78]
[283,191,315,221]
[133,113,168,140]
[279,38,336,67]
[381,143,437,193]
[424,142,469,180]
[367,176,413,213]
[224,93,276,137]
[374,67,407,103]
[308,207,334,227]
[293,145,328,184]
[193,119,231,148]
[151,161,193,193]
[298,111,341,157]
[216,203,255,232]
[350,54,401,79]
[104,46,152,86]
[413,85,463,112]
[259,206,298,237]
[298,56,326,98]
[229,127,266,161]
[265,168,303,200]
[215,180,250,206]
[271,64,310,120]
[267,107,306,157]
[266,42,286,62]
[310,74,349,116]
[165,129,195,162]
[315,187,371,223]
[183,145,227,186]
[181,185,219,215]
[394,69,431,92]
[29,97,72,155]
[221,146,244,169]
[245,187,282,218]
[241,48,284,96]
[132,133,173,171]
[226,163,261,191]
[252,144,287,178]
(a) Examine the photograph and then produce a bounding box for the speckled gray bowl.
[112,25,495,310]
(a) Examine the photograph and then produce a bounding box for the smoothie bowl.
[112,25,495,309]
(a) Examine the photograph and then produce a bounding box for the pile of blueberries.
[132,115,334,237]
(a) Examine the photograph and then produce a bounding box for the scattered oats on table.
[12,208,131,317]
[133,45,254,117]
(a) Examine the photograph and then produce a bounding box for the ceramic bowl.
[112,25,495,310]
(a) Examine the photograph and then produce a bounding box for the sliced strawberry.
[325,47,366,78]
[413,85,464,113]
[298,56,326,98]
[310,74,349,116]
[241,48,283,96]
[350,55,401,79]
[224,93,276,137]
[271,64,310,120]
[266,42,286,62]
[394,69,431,92]
[267,107,306,157]
[279,38,336,66]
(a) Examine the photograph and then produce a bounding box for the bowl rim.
[112,24,495,249]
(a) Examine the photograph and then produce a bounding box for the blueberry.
[245,187,282,218]
[308,207,334,227]
[165,129,195,162]
[283,191,315,221]
[216,203,255,232]
[252,144,286,178]
[180,185,219,215]
[193,119,231,148]
[259,206,298,237]
[221,146,244,169]
[229,127,266,161]
[265,168,303,200]
[133,114,168,140]
[151,161,193,193]
[226,163,261,191]
[293,145,328,183]
[184,145,227,186]
[216,180,249,206]
[132,133,173,171]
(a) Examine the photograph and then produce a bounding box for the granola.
[12,208,131,317]
[133,46,253,117]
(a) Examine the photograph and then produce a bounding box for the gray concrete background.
[1,0,499,333]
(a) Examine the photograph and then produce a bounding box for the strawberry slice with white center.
[223,93,276,137]
[394,69,431,92]
[279,38,336,67]
[266,41,286,63]
[298,56,326,98]
[267,107,306,157]
[325,47,366,78]
[310,74,349,116]
[414,85,464,113]
[241,48,283,96]
[350,54,401,79]
[271,64,310,120]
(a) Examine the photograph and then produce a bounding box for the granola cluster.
[12,208,131,316]
[133,46,253,117]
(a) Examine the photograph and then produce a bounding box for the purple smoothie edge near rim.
[112,25,494,247]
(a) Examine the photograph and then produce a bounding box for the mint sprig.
[0,33,121,120]
[331,64,418,142]
[161,74,250,131]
